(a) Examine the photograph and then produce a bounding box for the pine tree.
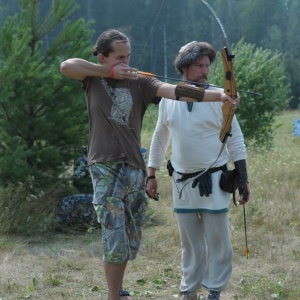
[0,0,94,188]
[0,0,95,233]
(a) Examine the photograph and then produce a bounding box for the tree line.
[1,0,299,108]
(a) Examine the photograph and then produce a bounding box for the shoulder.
[159,97,174,107]
[137,75,164,89]
[82,76,100,85]
[81,76,102,91]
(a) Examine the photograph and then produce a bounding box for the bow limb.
[201,0,249,259]
[201,0,237,144]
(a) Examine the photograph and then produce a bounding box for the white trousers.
[175,212,233,293]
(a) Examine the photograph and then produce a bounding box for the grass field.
[0,110,300,300]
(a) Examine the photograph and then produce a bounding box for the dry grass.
[0,110,300,300]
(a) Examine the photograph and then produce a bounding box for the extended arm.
[156,82,239,106]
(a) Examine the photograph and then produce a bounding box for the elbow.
[60,60,70,76]
[60,59,84,80]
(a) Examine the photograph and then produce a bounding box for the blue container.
[141,147,148,165]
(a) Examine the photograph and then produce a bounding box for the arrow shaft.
[137,71,261,96]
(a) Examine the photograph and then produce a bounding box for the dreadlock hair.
[92,29,130,57]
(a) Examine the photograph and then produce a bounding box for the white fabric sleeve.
[226,115,247,162]
[147,99,171,170]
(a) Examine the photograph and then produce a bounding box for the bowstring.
[136,0,165,68]
[136,0,182,197]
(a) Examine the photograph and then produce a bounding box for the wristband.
[110,65,114,78]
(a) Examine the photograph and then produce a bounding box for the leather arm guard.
[234,159,250,201]
[175,83,205,102]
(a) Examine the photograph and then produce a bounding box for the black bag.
[167,160,174,176]
[219,169,238,193]
[220,169,239,206]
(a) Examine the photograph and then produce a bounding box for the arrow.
[137,71,261,96]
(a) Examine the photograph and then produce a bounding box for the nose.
[122,57,129,64]
[203,67,209,75]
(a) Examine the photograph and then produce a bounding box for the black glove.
[234,159,249,201]
[191,171,212,197]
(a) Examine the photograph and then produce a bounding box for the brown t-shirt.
[82,75,163,170]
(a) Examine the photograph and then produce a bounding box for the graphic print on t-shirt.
[109,88,133,126]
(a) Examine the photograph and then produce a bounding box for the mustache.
[192,76,207,84]
[190,75,207,82]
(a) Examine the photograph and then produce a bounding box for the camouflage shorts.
[89,161,148,264]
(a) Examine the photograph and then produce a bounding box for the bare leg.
[105,261,132,300]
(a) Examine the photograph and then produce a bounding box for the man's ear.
[98,53,105,63]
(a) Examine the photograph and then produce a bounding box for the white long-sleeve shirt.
[148,92,247,212]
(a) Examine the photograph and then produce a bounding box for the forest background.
[1,0,299,108]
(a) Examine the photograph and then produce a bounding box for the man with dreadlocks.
[146,41,250,300]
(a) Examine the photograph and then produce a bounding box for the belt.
[176,164,227,183]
